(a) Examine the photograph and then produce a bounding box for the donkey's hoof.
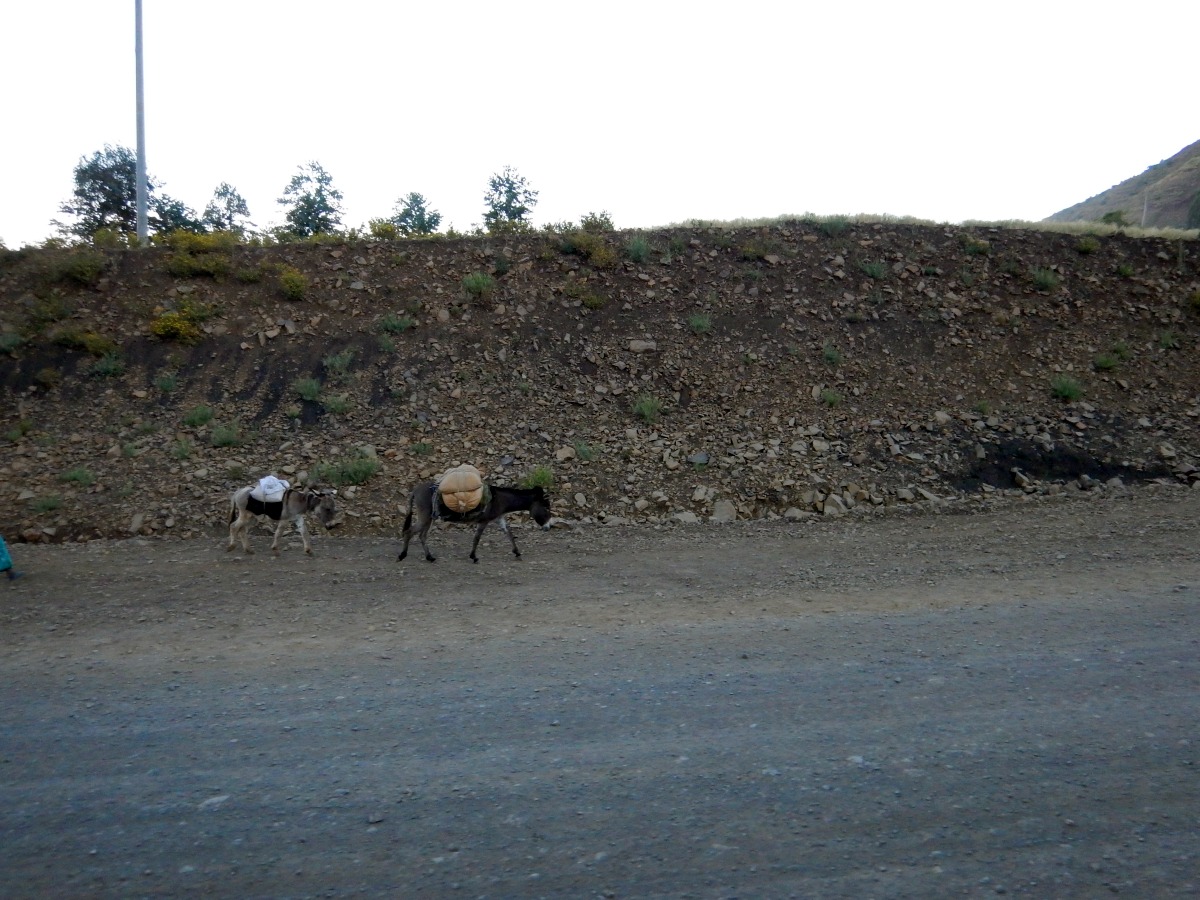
[244,548,255,555]
[398,551,408,561]
[425,554,437,563]
[225,544,235,552]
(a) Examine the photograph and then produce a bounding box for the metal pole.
[135,0,148,244]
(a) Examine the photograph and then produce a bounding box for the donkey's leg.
[397,497,414,561]
[497,515,523,559]
[297,516,312,555]
[232,512,254,554]
[419,516,437,562]
[469,521,493,563]
[271,517,287,554]
[398,510,419,560]
[227,511,239,552]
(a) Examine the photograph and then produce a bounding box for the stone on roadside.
[710,499,737,523]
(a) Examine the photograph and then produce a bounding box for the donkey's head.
[529,487,552,531]
[306,488,339,528]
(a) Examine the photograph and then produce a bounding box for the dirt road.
[2,489,1198,898]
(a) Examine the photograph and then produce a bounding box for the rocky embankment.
[1,221,1198,543]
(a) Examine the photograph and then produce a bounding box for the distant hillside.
[1045,139,1200,229]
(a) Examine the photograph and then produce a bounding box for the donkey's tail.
[402,492,415,533]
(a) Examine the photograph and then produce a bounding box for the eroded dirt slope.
[1,222,1198,543]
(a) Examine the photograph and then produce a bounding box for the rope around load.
[431,482,491,521]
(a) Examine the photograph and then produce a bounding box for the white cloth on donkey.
[251,475,290,503]
[438,464,484,514]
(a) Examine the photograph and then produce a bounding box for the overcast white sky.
[2,1,1197,248]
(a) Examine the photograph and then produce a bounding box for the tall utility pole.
[135,0,148,244]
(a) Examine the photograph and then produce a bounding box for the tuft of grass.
[1116,263,1135,278]
[573,441,597,462]
[294,377,323,401]
[858,260,886,280]
[819,388,843,407]
[961,236,991,256]
[1111,341,1132,361]
[35,368,62,389]
[183,405,214,427]
[1093,352,1118,371]
[31,495,62,514]
[5,420,33,442]
[816,216,850,237]
[322,394,351,415]
[972,400,992,416]
[410,442,432,456]
[278,265,309,300]
[1050,375,1083,401]
[60,466,95,487]
[315,455,380,486]
[462,272,497,300]
[687,313,712,334]
[520,465,554,490]
[0,332,23,355]
[1030,267,1060,291]
[89,352,125,378]
[625,235,651,263]
[1076,236,1100,255]
[739,240,773,261]
[54,328,119,356]
[632,393,663,424]
[210,423,243,447]
[378,313,415,334]
[53,250,107,288]
[154,372,179,392]
[377,335,396,353]
[822,342,842,365]
[1159,330,1181,350]
[557,229,619,268]
[149,310,204,344]
[170,438,194,459]
[161,230,241,254]
[26,295,74,334]
[322,349,355,380]
[165,251,231,279]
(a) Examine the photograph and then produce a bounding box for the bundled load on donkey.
[437,464,489,515]
[251,475,290,504]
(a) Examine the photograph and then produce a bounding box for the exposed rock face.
[1,222,1198,541]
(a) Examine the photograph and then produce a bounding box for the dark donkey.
[398,482,552,563]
